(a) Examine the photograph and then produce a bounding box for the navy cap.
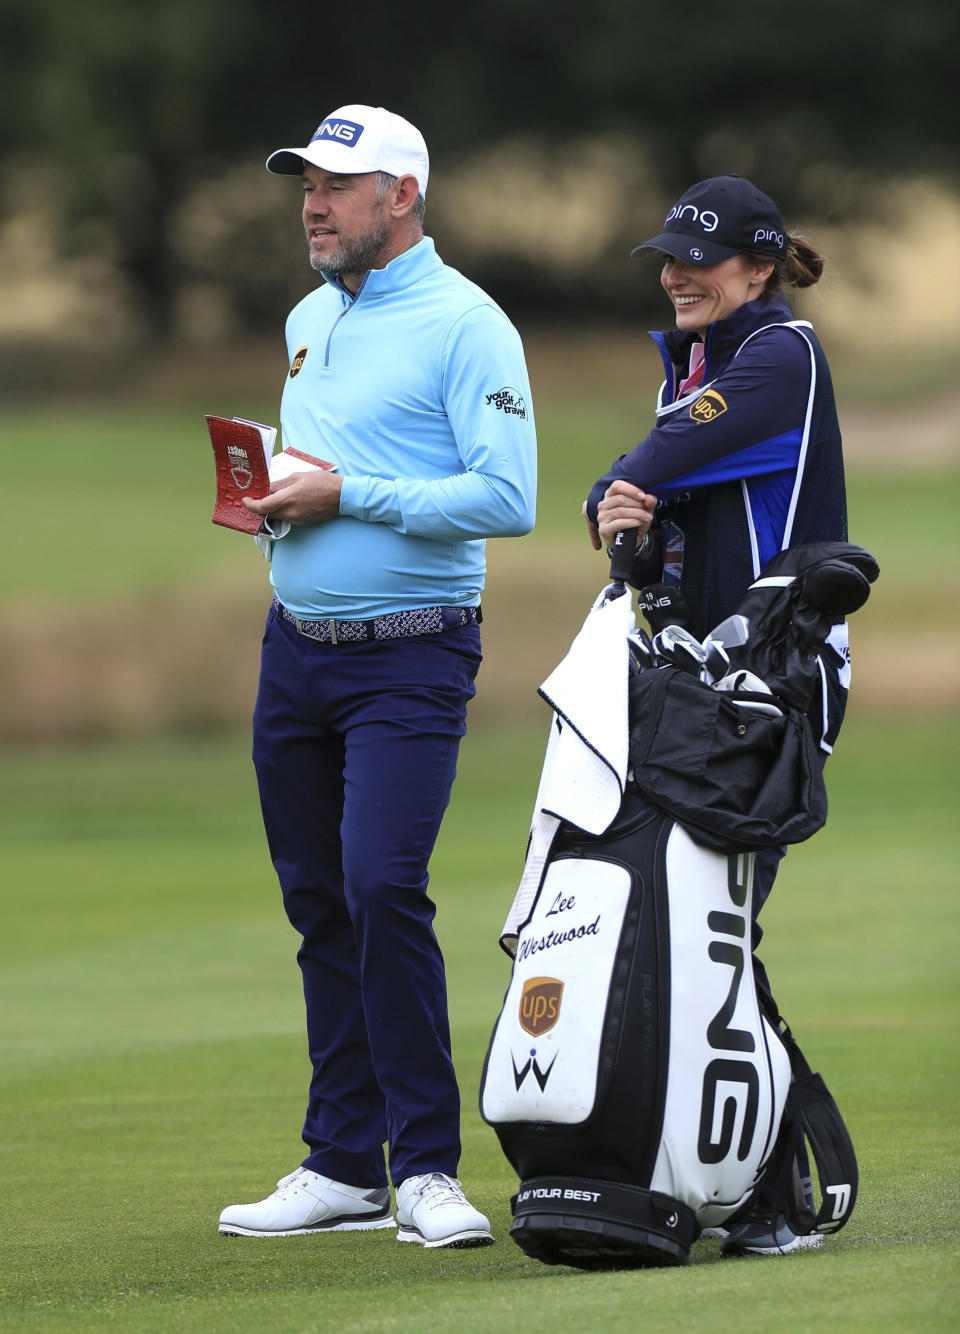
[632,175,788,266]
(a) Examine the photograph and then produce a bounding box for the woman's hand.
[582,501,603,550]
[596,480,657,548]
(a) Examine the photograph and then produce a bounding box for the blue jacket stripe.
[779,323,817,546]
[653,427,804,495]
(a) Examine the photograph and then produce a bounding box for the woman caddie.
[582,173,849,1257]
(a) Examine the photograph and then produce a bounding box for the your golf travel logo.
[518,977,563,1037]
[485,387,528,420]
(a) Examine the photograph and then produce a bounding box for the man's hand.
[596,481,657,547]
[243,471,343,525]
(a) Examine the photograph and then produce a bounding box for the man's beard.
[309,212,392,276]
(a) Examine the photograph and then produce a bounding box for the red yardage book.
[207,415,274,535]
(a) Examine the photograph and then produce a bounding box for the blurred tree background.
[0,0,957,738]
[0,0,957,363]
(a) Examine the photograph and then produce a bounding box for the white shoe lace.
[408,1172,468,1207]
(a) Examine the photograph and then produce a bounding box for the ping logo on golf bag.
[690,390,727,424]
[519,977,563,1036]
[825,1183,853,1221]
[697,853,759,1164]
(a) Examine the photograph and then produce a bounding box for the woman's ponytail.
[782,234,824,288]
[755,233,825,293]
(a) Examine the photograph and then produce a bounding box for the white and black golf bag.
[480,543,876,1268]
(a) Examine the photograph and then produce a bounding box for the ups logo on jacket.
[289,346,308,378]
[690,389,727,423]
[519,977,563,1036]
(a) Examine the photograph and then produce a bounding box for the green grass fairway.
[2,351,957,1326]
[6,395,958,601]
[1,714,957,1333]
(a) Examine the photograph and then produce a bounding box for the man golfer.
[217,104,537,1248]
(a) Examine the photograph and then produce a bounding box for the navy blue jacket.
[586,296,849,748]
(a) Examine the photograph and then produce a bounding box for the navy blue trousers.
[252,602,482,1188]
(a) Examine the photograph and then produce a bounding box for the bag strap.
[752,967,859,1235]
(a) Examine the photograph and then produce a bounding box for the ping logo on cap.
[666,203,719,234]
[690,390,727,423]
[312,118,364,147]
[754,227,785,248]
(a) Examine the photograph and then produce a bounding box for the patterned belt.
[273,594,479,645]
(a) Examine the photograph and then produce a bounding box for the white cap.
[266,104,429,196]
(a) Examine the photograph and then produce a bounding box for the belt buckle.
[291,611,337,644]
[293,615,320,642]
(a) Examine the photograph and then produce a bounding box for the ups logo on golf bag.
[519,977,564,1036]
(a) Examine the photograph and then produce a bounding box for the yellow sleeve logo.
[690,390,727,423]
[289,346,308,378]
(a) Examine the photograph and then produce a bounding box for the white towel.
[500,587,634,953]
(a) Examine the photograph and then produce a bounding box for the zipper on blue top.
[323,273,369,367]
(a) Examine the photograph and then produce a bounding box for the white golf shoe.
[395,1173,494,1249]
[218,1167,395,1237]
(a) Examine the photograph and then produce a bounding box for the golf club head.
[628,627,657,671]
[713,669,784,716]
[704,613,750,648]
[652,625,708,677]
[801,560,873,620]
[638,583,691,635]
[701,640,731,685]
